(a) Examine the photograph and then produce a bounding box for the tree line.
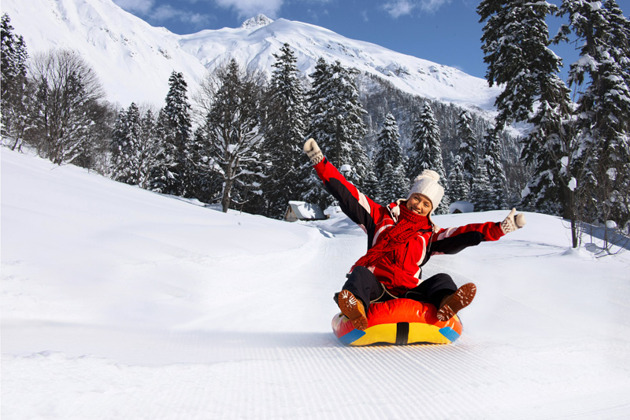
[478,0,630,245]
[2,4,629,241]
[0,13,510,217]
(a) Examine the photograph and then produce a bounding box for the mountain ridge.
[2,0,499,111]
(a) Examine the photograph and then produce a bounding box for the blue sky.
[113,0,629,80]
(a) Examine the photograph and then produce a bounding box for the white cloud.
[113,0,155,15]
[214,0,285,19]
[418,0,452,13]
[150,4,181,20]
[383,0,415,18]
[150,4,199,22]
[383,0,451,18]
[114,0,213,30]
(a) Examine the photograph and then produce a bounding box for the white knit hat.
[407,169,444,211]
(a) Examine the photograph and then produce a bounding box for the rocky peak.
[241,14,274,29]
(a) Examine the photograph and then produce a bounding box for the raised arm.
[304,138,385,238]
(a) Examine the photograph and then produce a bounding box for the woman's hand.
[303,138,323,165]
[500,208,526,234]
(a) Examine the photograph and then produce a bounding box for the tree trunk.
[571,217,578,249]
[567,187,579,248]
[11,137,21,151]
[221,178,232,213]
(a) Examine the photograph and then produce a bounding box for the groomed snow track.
[2,149,630,419]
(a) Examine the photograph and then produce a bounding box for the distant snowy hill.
[2,0,500,110]
[2,0,206,107]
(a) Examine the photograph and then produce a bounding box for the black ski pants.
[341,266,457,310]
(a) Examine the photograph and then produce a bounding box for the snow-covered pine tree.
[201,59,267,213]
[374,113,408,203]
[483,127,509,209]
[557,0,630,228]
[185,126,219,204]
[147,107,178,194]
[304,58,334,209]
[361,158,381,203]
[262,43,309,218]
[306,58,333,153]
[456,110,477,197]
[138,109,158,190]
[305,58,369,209]
[470,163,494,211]
[110,103,142,185]
[158,71,192,196]
[1,13,29,150]
[408,103,449,213]
[448,155,469,204]
[478,0,564,130]
[349,138,372,193]
[125,103,142,184]
[111,108,129,181]
[409,104,441,176]
[328,60,369,184]
[479,0,578,245]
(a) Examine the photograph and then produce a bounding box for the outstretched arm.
[430,209,527,255]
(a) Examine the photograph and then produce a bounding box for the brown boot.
[336,289,368,330]
[436,283,477,322]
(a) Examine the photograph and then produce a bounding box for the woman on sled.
[303,138,526,330]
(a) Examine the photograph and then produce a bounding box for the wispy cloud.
[383,0,415,18]
[151,4,213,28]
[383,0,451,18]
[214,0,285,19]
[419,0,452,13]
[113,0,155,15]
[114,0,213,30]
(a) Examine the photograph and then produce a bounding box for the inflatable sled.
[332,298,463,346]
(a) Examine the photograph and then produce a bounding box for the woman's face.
[406,193,433,216]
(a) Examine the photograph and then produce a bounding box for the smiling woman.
[304,138,527,343]
[406,193,433,216]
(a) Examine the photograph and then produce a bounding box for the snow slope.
[1,0,500,110]
[2,148,630,419]
[1,0,208,107]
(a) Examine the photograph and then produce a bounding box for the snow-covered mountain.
[2,0,500,110]
[2,0,207,107]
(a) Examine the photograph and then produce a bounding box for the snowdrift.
[2,148,630,419]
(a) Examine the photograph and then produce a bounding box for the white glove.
[500,208,526,234]
[303,138,323,165]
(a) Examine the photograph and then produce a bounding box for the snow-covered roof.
[286,201,326,221]
[449,200,474,213]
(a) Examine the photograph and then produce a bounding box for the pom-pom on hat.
[407,169,444,211]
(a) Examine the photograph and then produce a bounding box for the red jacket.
[314,158,505,295]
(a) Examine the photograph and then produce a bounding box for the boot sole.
[437,283,477,322]
[337,290,368,330]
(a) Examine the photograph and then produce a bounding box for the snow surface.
[2,147,630,419]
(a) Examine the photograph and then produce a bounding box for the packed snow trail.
[2,149,630,419]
